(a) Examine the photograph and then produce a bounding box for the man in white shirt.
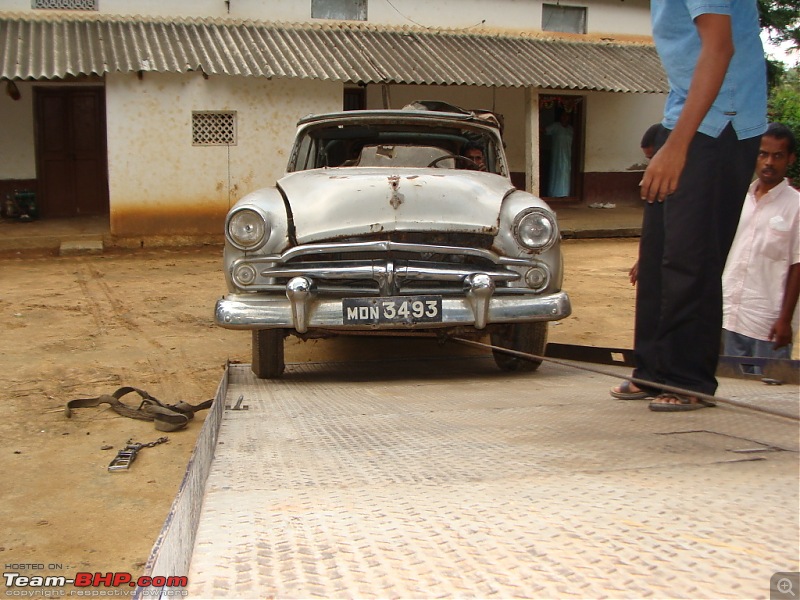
[722,122,800,365]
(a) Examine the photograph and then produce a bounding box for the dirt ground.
[0,238,641,586]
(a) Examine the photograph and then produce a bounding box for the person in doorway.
[544,110,573,197]
[722,122,800,367]
[610,0,767,411]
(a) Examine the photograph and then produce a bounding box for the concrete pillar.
[524,88,540,196]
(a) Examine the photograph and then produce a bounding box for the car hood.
[278,168,514,243]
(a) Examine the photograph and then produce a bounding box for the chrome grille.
[249,238,525,296]
[332,231,496,249]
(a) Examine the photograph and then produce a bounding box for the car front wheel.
[490,322,547,372]
[252,329,286,379]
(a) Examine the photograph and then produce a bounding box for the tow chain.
[108,436,169,472]
[450,337,798,421]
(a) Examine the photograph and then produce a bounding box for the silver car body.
[215,103,570,375]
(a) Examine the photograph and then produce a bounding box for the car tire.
[490,322,547,372]
[251,329,285,379]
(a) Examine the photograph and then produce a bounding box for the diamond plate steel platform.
[168,358,798,599]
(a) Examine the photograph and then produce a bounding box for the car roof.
[297,100,503,132]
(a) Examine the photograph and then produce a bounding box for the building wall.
[0,80,37,207]
[0,81,36,179]
[105,72,342,237]
[3,0,651,37]
[582,91,666,204]
[585,91,666,172]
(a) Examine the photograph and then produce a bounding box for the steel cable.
[451,337,799,421]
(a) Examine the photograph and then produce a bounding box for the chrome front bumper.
[215,278,571,333]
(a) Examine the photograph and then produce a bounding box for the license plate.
[343,295,443,325]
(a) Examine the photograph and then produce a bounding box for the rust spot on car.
[388,174,404,209]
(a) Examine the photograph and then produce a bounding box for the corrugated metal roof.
[0,12,668,93]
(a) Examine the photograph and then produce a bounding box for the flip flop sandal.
[610,380,652,400]
[648,393,716,412]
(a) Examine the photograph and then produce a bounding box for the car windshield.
[288,120,505,175]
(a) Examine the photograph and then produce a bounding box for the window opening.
[542,4,586,34]
[312,0,367,21]
[192,111,237,146]
[344,87,366,111]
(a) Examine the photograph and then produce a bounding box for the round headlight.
[227,208,269,250]
[513,209,557,251]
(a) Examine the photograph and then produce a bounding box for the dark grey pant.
[633,124,761,396]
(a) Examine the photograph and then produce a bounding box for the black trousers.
[633,124,760,396]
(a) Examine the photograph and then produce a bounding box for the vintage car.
[215,101,571,378]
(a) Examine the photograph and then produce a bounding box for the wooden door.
[35,87,109,217]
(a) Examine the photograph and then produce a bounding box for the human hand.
[639,141,686,203]
[769,319,793,349]
[629,261,638,286]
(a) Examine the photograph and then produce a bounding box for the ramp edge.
[134,362,233,599]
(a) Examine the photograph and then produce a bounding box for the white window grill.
[192,111,237,146]
[32,0,98,9]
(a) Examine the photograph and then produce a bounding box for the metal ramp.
[140,358,799,599]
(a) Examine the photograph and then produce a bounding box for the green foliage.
[767,66,800,181]
[758,0,800,50]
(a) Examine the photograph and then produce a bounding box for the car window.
[292,134,315,171]
[287,120,505,175]
[356,145,450,168]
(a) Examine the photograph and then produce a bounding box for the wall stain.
[111,203,228,236]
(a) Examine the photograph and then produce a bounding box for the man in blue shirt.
[611,0,767,410]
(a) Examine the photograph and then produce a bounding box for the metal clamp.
[108,436,168,472]
[108,444,141,471]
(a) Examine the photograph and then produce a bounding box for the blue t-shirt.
[651,0,767,140]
